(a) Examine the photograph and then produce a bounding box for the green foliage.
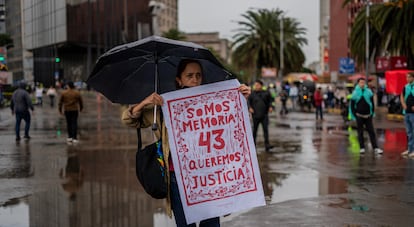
[350,0,414,68]
[0,34,13,47]
[232,8,307,82]
[162,29,186,41]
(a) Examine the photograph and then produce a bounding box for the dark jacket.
[350,88,375,117]
[403,84,414,114]
[10,88,34,113]
[248,90,273,119]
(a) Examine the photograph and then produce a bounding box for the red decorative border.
[166,88,257,205]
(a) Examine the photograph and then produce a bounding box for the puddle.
[0,95,408,226]
[0,197,29,227]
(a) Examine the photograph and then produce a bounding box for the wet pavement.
[0,91,413,227]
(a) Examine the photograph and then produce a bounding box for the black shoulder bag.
[136,117,167,199]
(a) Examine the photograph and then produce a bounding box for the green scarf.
[349,85,373,119]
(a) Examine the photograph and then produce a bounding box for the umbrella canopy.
[87,36,232,104]
[347,73,375,81]
[283,73,318,83]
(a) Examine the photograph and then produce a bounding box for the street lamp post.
[365,0,370,81]
[279,16,284,81]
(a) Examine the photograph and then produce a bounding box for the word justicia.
[190,167,246,189]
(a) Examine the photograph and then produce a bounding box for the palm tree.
[232,9,307,82]
[347,0,414,68]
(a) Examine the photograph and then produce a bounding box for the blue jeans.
[404,113,414,153]
[15,111,31,138]
[170,172,220,227]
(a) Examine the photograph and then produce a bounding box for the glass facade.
[23,0,67,50]
[8,0,176,86]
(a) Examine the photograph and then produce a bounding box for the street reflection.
[0,197,29,227]
[0,94,410,227]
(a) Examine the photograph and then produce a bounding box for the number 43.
[199,129,225,153]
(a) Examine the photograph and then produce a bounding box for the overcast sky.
[178,0,320,65]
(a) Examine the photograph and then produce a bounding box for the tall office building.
[4,0,177,86]
[0,0,5,34]
[4,0,25,82]
[322,0,384,78]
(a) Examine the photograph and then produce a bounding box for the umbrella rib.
[120,60,153,87]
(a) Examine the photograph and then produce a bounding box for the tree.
[162,28,186,41]
[346,0,414,68]
[232,8,307,82]
[0,34,13,47]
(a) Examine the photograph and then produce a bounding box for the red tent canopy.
[385,70,412,95]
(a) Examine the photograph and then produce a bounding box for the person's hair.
[18,82,26,89]
[408,71,414,78]
[357,77,366,83]
[255,79,264,86]
[67,81,75,89]
[175,59,203,89]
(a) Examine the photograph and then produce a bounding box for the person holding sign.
[122,59,251,227]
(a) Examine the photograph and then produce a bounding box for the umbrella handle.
[152,105,158,131]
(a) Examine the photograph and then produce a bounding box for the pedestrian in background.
[289,83,298,111]
[46,85,57,108]
[248,79,274,152]
[10,82,34,141]
[59,81,83,144]
[400,71,414,158]
[313,87,324,120]
[349,78,383,154]
[279,88,289,115]
[35,84,44,106]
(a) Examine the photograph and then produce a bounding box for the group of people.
[10,81,83,143]
[10,56,412,227]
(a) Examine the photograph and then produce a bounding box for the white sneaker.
[360,148,365,154]
[374,148,383,154]
[72,139,79,144]
[66,138,73,143]
[401,150,409,156]
[409,153,414,159]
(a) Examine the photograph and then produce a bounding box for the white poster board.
[161,79,265,224]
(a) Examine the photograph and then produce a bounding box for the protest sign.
[161,79,265,224]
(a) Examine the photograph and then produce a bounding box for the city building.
[4,0,25,82]
[184,32,231,65]
[0,0,5,34]
[5,0,177,87]
[321,0,384,81]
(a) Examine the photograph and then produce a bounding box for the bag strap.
[136,108,163,150]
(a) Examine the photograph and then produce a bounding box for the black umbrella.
[87,35,233,105]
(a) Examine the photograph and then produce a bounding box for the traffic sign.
[339,57,355,74]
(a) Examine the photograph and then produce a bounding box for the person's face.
[176,62,202,88]
[254,82,262,91]
[407,74,414,83]
[358,79,366,88]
